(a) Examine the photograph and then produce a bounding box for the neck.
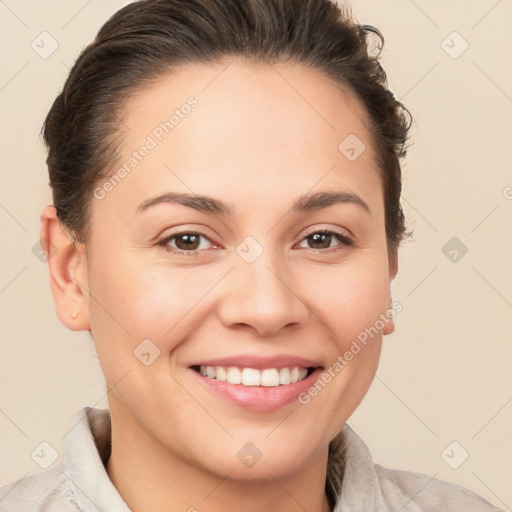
[106,399,332,512]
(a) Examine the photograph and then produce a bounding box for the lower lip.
[189,367,324,412]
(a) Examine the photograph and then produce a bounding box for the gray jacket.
[0,407,504,511]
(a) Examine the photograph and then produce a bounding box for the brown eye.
[306,232,333,249]
[174,233,201,251]
[157,232,214,254]
[298,230,353,251]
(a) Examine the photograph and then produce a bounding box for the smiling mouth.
[191,365,317,387]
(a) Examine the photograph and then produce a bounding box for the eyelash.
[155,228,354,256]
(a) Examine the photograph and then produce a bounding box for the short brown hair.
[42,0,413,262]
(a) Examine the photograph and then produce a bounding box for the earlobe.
[383,293,396,336]
[39,205,91,332]
[383,255,398,336]
[383,311,395,336]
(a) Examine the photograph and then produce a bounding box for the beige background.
[1,0,511,508]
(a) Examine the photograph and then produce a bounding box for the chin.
[193,430,325,482]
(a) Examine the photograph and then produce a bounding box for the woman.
[0,0,504,510]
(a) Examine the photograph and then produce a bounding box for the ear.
[39,205,91,331]
[383,253,399,336]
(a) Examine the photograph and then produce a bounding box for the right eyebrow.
[135,192,233,216]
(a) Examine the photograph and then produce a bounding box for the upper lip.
[188,354,323,370]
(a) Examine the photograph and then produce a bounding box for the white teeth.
[226,366,242,384]
[215,366,227,381]
[279,367,291,385]
[198,365,311,387]
[261,369,280,387]
[242,368,260,386]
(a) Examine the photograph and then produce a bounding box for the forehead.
[102,60,384,221]
[120,59,375,152]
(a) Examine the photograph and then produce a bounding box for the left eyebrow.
[291,191,371,215]
[134,190,371,217]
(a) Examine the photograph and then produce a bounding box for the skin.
[41,60,398,512]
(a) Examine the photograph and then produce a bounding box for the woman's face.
[80,61,396,479]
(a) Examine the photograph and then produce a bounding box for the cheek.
[303,257,391,347]
[85,256,193,403]
[87,253,211,357]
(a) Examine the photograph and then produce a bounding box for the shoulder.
[375,463,505,512]
[0,465,80,512]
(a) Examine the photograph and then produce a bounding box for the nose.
[216,252,309,338]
